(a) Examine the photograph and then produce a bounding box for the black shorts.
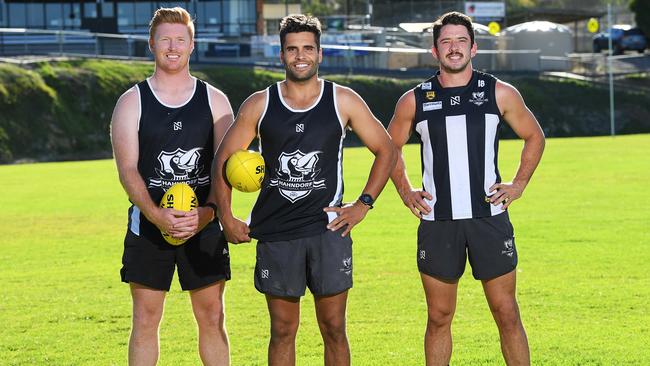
[254,229,353,297]
[120,222,231,291]
[417,212,517,280]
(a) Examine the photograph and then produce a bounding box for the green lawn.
[1,134,649,365]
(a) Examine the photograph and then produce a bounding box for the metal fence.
[1,27,648,77]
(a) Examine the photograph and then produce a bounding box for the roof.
[508,8,606,25]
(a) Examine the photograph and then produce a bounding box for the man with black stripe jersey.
[110,7,233,365]
[212,14,396,366]
[388,12,545,366]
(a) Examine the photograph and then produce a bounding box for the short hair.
[149,7,195,40]
[279,14,322,50]
[432,12,475,46]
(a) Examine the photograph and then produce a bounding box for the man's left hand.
[167,207,211,240]
[488,181,525,209]
[323,201,371,237]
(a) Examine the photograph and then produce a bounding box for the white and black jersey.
[414,70,505,221]
[128,78,214,239]
[250,80,346,241]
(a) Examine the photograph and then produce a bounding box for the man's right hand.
[221,215,251,244]
[399,188,433,218]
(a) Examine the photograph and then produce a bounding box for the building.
[0,0,261,38]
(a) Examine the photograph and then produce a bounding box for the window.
[27,3,45,28]
[117,2,134,27]
[46,3,63,28]
[102,2,114,18]
[84,3,98,19]
[63,2,81,28]
[0,3,5,26]
[135,2,153,26]
[197,1,222,28]
[8,3,26,27]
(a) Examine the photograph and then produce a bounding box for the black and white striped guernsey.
[414,70,505,221]
[250,80,346,241]
[128,78,214,240]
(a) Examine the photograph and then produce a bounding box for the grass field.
[1,134,649,365]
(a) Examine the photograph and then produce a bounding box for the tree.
[302,0,335,16]
[630,0,650,37]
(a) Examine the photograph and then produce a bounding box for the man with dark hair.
[111,7,233,365]
[388,11,544,366]
[212,13,396,366]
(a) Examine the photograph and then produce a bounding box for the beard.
[439,52,471,73]
[284,62,319,82]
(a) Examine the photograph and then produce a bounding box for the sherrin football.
[159,182,198,245]
[226,150,265,193]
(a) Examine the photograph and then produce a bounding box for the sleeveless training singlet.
[250,80,346,241]
[128,78,214,240]
[414,70,506,221]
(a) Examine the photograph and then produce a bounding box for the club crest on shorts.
[339,257,352,275]
[501,238,514,257]
[149,147,209,190]
[269,150,326,202]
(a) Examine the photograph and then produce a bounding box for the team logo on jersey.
[450,96,461,105]
[269,150,326,202]
[470,91,488,106]
[148,147,209,190]
[423,101,442,111]
[421,82,432,90]
[425,91,436,100]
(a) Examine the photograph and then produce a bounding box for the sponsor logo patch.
[423,101,442,111]
[450,96,461,105]
[425,91,436,100]
[421,82,432,90]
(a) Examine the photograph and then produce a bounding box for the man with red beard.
[111,7,233,365]
[212,14,395,366]
[388,12,545,366]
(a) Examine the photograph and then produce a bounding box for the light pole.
[607,3,615,136]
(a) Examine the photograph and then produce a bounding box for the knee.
[132,306,163,332]
[491,301,522,332]
[318,316,347,343]
[427,306,454,330]
[270,318,299,342]
[195,305,226,331]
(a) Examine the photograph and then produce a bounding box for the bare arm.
[386,89,433,218]
[211,90,266,243]
[188,85,234,232]
[324,85,397,237]
[110,87,183,235]
[490,80,546,208]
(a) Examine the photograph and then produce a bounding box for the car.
[593,25,647,55]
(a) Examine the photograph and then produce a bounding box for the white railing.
[2,27,647,75]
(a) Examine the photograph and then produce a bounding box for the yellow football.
[159,182,198,245]
[226,150,265,193]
